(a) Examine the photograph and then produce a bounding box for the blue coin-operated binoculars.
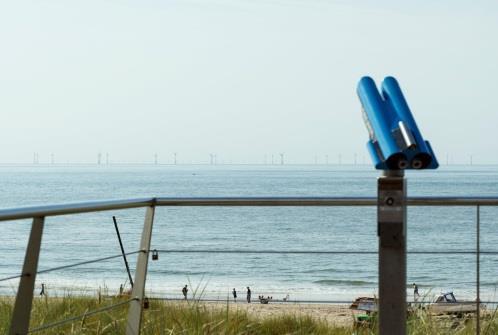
[357,76,438,334]
[357,76,438,170]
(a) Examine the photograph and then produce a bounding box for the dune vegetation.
[1,294,497,334]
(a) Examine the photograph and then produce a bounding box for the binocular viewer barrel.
[358,76,438,170]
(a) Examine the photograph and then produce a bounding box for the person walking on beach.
[246,287,251,303]
[232,288,237,302]
[39,283,46,296]
[182,285,188,300]
[413,283,420,302]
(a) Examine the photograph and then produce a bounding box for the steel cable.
[0,250,140,283]
[154,249,498,255]
[3,248,497,283]
[148,296,498,305]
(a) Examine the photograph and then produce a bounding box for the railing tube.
[9,217,45,335]
[126,206,155,335]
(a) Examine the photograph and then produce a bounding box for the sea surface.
[1,164,498,303]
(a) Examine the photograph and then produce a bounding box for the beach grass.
[1,294,497,334]
[0,294,351,335]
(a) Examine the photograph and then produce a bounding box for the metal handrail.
[1,196,498,221]
[0,198,153,222]
[4,195,496,335]
[156,196,498,206]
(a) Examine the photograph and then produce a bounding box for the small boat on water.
[427,292,481,314]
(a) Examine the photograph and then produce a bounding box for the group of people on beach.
[181,285,291,304]
[181,285,253,303]
[233,287,252,303]
[231,287,252,303]
[178,283,421,304]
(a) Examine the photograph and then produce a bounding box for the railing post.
[378,170,406,335]
[9,217,45,335]
[126,206,155,335]
[476,205,480,335]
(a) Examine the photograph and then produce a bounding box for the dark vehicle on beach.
[427,292,481,314]
[350,297,377,327]
[259,296,272,304]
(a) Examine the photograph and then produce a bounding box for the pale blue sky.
[1,0,497,164]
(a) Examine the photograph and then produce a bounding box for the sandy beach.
[188,301,353,328]
[172,299,490,328]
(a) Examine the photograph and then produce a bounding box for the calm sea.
[1,164,498,303]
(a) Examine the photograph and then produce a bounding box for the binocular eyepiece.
[358,76,438,170]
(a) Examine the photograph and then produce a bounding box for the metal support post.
[126,206,155,335]
[9,217,45,335]
[476,205,480,335]
[378,170,406,335]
